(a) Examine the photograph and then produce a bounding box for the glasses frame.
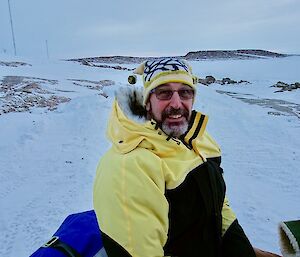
[150,87,195,101]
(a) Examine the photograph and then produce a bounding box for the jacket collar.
[180,111,209,150]
[114,85,209,150]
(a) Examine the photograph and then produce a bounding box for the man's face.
[146,82,194,137]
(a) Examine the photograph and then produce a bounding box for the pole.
[46,40,49,59]
[7,0,17,55]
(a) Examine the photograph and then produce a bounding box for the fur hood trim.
[115,85,147,124]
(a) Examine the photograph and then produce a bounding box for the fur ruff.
[115,86,147,124]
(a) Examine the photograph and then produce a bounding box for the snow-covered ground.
[0,55,299,257]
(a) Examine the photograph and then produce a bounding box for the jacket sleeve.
[220,195,256,257]
[93,149,169,257]
[222,219,256,257]
[221,196,236,235]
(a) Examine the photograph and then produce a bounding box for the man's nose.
[169,91,183,108]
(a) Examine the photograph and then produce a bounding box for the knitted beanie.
[128,58,198,106]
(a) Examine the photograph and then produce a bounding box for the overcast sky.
[1,0,300,59]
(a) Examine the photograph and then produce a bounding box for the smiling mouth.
[168,114,182,119]
[166,115,187,124]
[162,107,189,123]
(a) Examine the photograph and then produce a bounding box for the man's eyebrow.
[157,84,191,90]
[156,87,170,90]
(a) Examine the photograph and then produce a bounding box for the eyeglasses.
[150,88,195,100]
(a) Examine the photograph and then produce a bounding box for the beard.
[160,107,190,138]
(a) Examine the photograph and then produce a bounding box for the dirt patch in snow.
[216,90,300,119]
[0,76,70,115]
[0,61,31,67]
[68,79,115,98]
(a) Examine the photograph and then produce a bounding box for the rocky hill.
[68,49,289,66]
[184,49,287,59]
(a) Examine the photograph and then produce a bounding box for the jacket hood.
[107,86,177,155]
[106,85,220,160]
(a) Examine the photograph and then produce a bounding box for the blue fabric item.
[30,210,103,257]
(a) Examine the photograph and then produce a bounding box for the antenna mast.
[8,0,17,55]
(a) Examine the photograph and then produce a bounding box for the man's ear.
[146,101,151,111]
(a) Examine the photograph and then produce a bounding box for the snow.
[0,55,299,256]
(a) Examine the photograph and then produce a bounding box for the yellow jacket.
[93,89,236,257]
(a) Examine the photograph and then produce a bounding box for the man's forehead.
[157,83,192,89]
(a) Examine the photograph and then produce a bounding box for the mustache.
[161,107,189,120]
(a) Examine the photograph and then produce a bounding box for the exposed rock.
[0,74,117,115]
[198,75,216,85]
[68,58,134,70]
[238,80,251,84]
[2,76,58,86]
[272,81,300,92]
[205,75,216,84]
[198,75,250,86]
[69,79,115,91]
[185,49,288,60]
[272,81,289,88]
[221,77,237,85]
[0,61,32,67]
[18,83,51,94]
[216,90,300,119]
[235,49,286,57]
[38,95,70,110]
[0,76,70,115]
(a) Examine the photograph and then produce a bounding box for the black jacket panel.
[164,158,225,257]
[222,220,256,257]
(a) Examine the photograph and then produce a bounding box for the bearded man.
[93,58,280,257]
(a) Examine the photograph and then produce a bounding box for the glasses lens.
[155,89,173,100]
[178,89,194,99]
